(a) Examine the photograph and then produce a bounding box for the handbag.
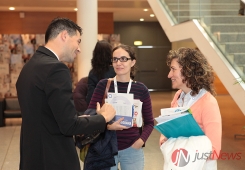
[75,79,112,161]
[160,136,212,170]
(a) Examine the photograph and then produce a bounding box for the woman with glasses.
[87,44,154,170]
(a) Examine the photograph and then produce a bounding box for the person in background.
[87,44,154,170]
[73,76,88,115]
[239,0,245,15]
[86,40,116,105]
[160,47,222,169]
[16,17,115,170]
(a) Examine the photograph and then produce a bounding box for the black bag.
[75,132,101,149]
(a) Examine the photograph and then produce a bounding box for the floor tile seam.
[0,126,16,170]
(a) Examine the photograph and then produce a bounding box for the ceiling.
[0,0,157,22]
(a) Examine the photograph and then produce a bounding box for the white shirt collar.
[178,90,192,107]
[45,47,60,60]
[178,89,207,107]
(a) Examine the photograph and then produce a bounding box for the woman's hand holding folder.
[159,134,168,146]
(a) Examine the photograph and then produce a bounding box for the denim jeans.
[110,147,144,170]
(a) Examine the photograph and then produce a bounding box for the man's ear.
[60,30,68,42]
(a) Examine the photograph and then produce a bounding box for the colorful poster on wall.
[0,63,9,75]
[9,84,17,97]
[35,34,45,46]
[10,73,19,86]
[10,54,22,64]
[0,83,9,98]
[0,52,10,64]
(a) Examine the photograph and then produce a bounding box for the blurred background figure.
[86,40,116,105]
[73,76,88,115]
[239,0,245,15]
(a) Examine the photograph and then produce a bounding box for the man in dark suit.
[16,18,115,170]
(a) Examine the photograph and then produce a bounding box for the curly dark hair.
[91,40,112,80]
[112,44,137,79]
[166,47,216,96]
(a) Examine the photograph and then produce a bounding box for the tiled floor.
[0,91,245,170]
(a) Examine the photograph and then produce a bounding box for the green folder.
[154,113,204,138]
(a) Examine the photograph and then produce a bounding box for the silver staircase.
[148,0,245,115]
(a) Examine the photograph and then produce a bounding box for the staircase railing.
[148,0,245,115]
[159,0,245,81]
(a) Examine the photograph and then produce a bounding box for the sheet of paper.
[160,106,189,116]
[155,112,189,125]
[107,92,134,117]
[106,93,134,127]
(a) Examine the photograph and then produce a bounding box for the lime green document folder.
[154,113,204,138]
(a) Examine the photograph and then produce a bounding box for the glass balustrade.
[159,0,245,81]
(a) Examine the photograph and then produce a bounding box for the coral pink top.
[171,90,222,159]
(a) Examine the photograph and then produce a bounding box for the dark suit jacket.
[16,46,106,170]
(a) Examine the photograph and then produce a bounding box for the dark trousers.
[239,0,245,15]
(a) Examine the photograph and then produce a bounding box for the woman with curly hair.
[159,47,222,169]
[86,40,116,104]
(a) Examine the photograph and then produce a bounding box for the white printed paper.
[107,92,134,127]
[133,99,143,127]
[107,93,134,116]
[160,106,189,116]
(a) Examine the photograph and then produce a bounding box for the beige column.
[76,0,98,80]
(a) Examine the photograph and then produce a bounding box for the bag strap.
[101,78,112,106]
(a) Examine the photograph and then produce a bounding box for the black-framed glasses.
[112,56,132,63]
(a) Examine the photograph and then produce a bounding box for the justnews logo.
[171,148,190,167]
[171,148,242,167]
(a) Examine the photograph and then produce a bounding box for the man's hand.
[96,102,116,122]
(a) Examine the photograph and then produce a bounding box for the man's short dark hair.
[45,17,82,43]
